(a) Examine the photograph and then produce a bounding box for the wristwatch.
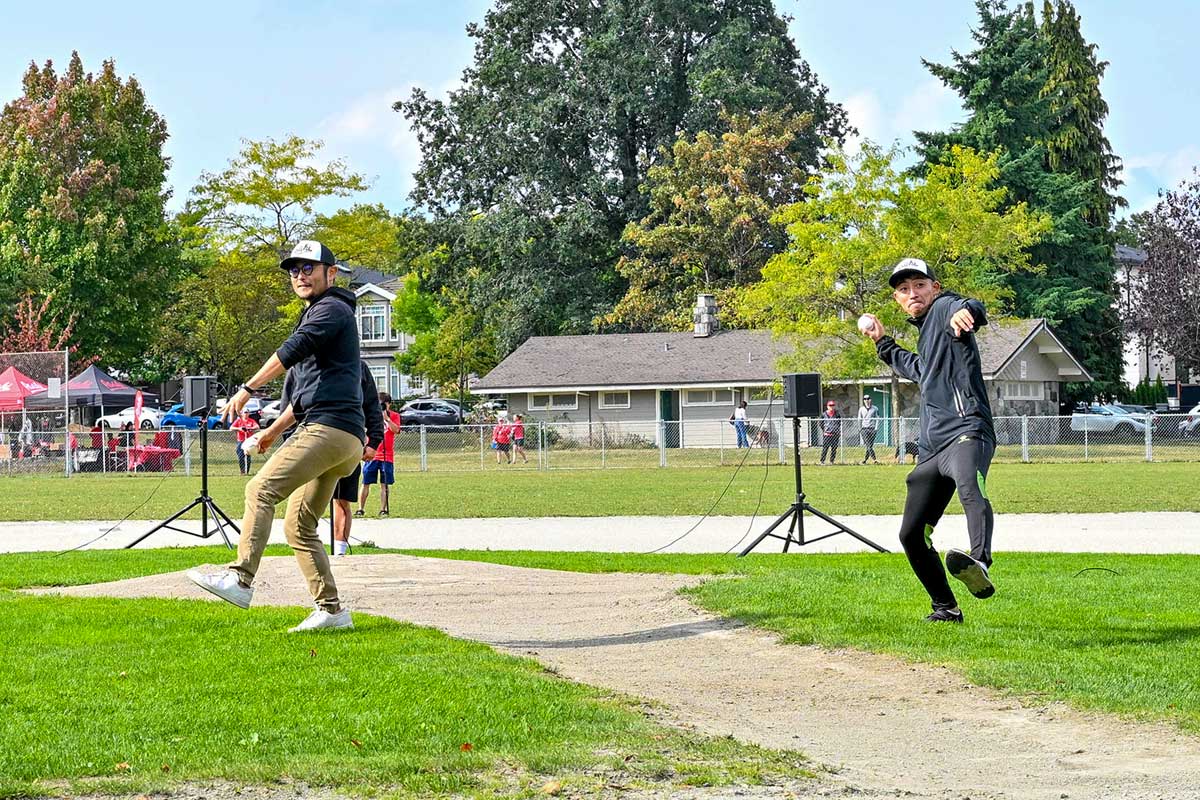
[239,383,259,395]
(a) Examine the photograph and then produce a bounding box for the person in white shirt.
[857,394,881,464]
[732,400,749,448]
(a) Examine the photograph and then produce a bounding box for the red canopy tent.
[0,366,47,412]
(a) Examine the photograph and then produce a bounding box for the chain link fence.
[2,414,1197,478]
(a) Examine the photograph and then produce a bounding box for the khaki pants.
[229,423,363,611]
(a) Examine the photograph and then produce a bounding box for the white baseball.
[858,314,875,334]
[243,432,266,454]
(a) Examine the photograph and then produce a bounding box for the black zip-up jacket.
[275,286,365,442]
[279,360,384,450]
[875,291,995,460]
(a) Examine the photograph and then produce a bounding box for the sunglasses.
[287,263,321,277]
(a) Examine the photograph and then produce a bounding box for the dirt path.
[40,555,1200,800]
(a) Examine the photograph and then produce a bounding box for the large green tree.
[397,0,848,347]
[916,0,1124,396]
[0,53,182,365]
[151,137,368,388]
[739,143,1048,381]
[603,111,812,331]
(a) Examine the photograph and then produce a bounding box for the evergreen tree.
[916,1,1124,397]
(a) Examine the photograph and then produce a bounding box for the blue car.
[159,403,226,430]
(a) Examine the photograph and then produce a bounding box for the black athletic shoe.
[946,549,995,599]
[379,509,389,517]
[353,509,364,518]
[925,607,964,623]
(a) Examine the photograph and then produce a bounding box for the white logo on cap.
[295,240,320,258]
[895,257,928,273]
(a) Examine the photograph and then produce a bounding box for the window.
[359,303,389,342]
[1000,381,1043,401]
[368,366,387,392]
[683,388,734,406]
[599,391,630,409]
[746,386,773,403]
[529,392,578,411]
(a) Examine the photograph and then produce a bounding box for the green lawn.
[397,549,1200,734]
[0,461,1195,521]
[0,548,808,799]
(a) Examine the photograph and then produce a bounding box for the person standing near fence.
[859,257,997,624]
[357,391,400,518]
[857,394,880,464]
[232,409,260,475]
[492,414,513,464]
[732,400,749,448]
[510,413,529,463]
[187,239,365,633]
[818,401,841,463]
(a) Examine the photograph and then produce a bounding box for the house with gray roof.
[336,267,426,400]
[472,295,1091,446]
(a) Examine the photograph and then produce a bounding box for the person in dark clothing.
[818,401,841,463]
[330,363,385,556]
[860,257,997,623]
[188,240,365,633]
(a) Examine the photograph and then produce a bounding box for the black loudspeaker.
[183,375,218,416]
[782,373,822,418]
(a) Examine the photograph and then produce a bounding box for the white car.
[98,406,162,430]
[1070,404,1152,437]
[259,399,282,424]
[1179,403,1200,436]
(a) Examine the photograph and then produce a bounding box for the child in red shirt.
[231,409,260,475]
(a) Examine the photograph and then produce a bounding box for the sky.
[2,0,1195,219]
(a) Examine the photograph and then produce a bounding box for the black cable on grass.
[723,442,771,555]
[53,434,202,556]
[644,395,776,555]
[1074,567,1122,577]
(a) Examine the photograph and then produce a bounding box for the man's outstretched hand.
[949,309,976,337]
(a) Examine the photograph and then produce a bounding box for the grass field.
[399,549,1200,733]
[0,547,808,799]
[0,461,1196,522]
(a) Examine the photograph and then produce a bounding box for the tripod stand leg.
[782,510,800,553]
[802,503,889,553]
[204,500,233,549]
[738,504,800,557]
[207,500,241,549]
[124,497,205,549]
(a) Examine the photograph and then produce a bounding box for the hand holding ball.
[857,314,874,334]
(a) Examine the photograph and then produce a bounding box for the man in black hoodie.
[188,240,365,633]
[860,258,997,623]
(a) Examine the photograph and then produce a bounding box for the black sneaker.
[379,509,389,517]
[353,509,364,518]
[946,549,995,599]
[925,607,964,623]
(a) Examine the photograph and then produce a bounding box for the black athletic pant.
[861,428,877,462]
[898,436,995,610]
[820,435,838,463]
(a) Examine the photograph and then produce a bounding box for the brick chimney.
[693,293,720,337]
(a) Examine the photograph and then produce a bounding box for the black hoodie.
[275,286,365,441]
[875,291,995,460]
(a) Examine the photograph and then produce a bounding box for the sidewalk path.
[7,511,1200,554]
[39,555,1200,800]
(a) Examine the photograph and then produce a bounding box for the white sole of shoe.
[186,569,251,610]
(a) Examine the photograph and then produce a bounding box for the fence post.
[184,429,192,476]
[479,424,485,469]
[63,428,72,477]
[658,421,667,467]
[720,416,725,465]
[538,422,546,470]
[1145,416,1153,462]
[419,425,428,472]
[777,418,786,464]
[601,424,607,469]
[1083,416,1089,461]
[1021,416,1030,463]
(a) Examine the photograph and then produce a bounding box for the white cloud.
[843,90,883,153]
[838,80,963,156]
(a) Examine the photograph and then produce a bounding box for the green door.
[659,390,680,448]
[865,386,892,446]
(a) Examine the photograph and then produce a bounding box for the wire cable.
[643,396,777,554]
[723,432,774,555]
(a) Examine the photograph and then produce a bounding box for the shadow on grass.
[488,618,739,649]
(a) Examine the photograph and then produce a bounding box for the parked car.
[399,399,462,428]
[1179,403,1200,437]
[259,399,283,425]
[1070,404,1152,437]
[97,406,162,430]
[159,403,226,430]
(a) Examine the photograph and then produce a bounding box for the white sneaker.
[288,607,353,633]
[186,569,253,609]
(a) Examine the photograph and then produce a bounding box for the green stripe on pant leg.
[924,523,935,549]
[977,470,988,500]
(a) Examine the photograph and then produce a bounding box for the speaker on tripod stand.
[126,376,241,549]
[738,373,887,556]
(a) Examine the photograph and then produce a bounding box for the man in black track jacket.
[187,240,366,633]
[859,258,997,623]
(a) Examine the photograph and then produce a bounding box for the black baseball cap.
[888,257,936,288]
[280,240,337,272]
